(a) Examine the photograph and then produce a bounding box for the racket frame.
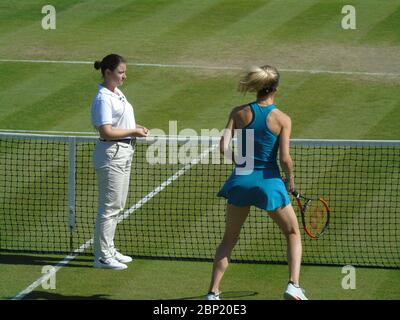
[291,191,331,239]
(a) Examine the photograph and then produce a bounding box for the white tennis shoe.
[113,251,133,263]
[93,257,128,270]
[284,282,308,300]
[205,292,221,300]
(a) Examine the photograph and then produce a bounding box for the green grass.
[0,65,399,139]
[0,0,399,300]
[1,253,400,300]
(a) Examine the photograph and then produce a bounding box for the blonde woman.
[206,65,308,300]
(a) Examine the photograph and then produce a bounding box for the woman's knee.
[275,216,300,237]
[284,225,300,238]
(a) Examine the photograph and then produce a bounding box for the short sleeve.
[91,98,112,127]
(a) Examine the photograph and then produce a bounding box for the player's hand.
[134,127,150,137]
[283,176,295,193]
[142,127,150,136]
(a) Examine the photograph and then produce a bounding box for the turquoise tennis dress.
[217,102,291,211]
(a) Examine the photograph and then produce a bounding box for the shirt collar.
[98,84,125,99]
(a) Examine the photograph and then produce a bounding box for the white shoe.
[205,292,221,300]
[113,251,133,263]
[284,282,308,300]
[93,257,128,270]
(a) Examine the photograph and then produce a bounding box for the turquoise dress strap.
[239,102,279,169]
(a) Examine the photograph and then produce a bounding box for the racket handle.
[291,190,300,198]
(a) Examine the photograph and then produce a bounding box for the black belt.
[99,138,136,146]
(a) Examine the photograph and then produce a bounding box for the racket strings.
[306,200,328,234]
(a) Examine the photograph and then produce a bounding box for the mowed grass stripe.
[65,0,178,56]
[146,0,270,62]
[47,65,157,132]
[0,62,46,95]
[300,84,399,139]
[265,0,400,44]
[0,0,126,37]
[276,74,348,138]
[106,0,267,64]
[273,0,400,45]
[161,0,269,41]
[283,74,400,139]
[0,63,153,131]
[18,257,400,299]
[178,0,319,61]
[0,64,95,124]
[0,72,97,129]
[0,0,119,58]
[1,1,399,65]
[82,0,217,46]
[1,63,399,138]
[0,0,218,61]
[217,0,320,38]
[362,4,400,44]
[352,0,400,43]
[0,0,82,37]
[268,1,344,43]
[133,72,239,132]
[123,68,205,130]
[366,105,400,138]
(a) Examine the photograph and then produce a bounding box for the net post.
[68,136,77,251]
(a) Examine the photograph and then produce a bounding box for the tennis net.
[0,132,399,268]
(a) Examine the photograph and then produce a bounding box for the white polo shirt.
[91,84,136,139]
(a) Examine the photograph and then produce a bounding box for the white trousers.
[93,140,134,260]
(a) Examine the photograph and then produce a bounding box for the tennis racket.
[291,190,330,239]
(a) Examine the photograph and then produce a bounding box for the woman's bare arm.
[98,124,149,139]
[220,109,236,162]
[278,113,295,192]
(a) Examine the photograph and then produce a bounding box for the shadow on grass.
[22,291,111,300]
[0,254,93,268]
[173,291,259,300]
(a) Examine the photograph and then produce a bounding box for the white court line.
[0,58,399,77]
[11,144,217,300]
[11,240,93,300]
[117,144,217,223]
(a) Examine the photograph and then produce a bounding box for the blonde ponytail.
[238,65,280,94]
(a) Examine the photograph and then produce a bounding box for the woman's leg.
[109,145,134,256]
[208,204,250,294]
[93,143,132,260]
[268,204,302,285]
[94,165,127,260]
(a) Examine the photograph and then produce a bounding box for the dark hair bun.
[94,54,125,77]
[94,60,102,70]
